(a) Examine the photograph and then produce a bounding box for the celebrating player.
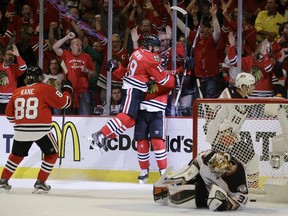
[0,66,72,193]
[134,75,175,183]
[153,149,249,211]
[89,35,176,151]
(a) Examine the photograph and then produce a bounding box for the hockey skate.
[159,169,166,176]
[0,179,12,191]
[32,180,51,194]
[88,131,109,152]
[138,169,149,184]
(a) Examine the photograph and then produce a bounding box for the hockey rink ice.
[1,179,288,216]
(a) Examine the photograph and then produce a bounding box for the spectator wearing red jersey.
[165,2,221,99]
[25,0,60,39]
[222,1,257,54]
[2,2,37,66]
[0,44,27,114]
[95,14,129,105]
[53,32,96,115]
[227,32,275,98]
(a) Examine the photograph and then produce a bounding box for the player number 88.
[14,97,39,120]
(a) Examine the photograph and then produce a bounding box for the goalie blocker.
[153,150,249,211]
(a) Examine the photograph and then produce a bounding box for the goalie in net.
[153,150,248,211]
[204,72,259,188]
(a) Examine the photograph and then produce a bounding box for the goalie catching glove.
[61,79,73,94]
[106,59,119,72]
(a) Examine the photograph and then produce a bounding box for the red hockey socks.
[37,153,58,182]
[101,113,135,137]
[137,139,150,169]
[151,138,167,170]
[1,153,24,180]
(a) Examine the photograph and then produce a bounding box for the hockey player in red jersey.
[135,75,175,184]
[0,66,72,193]
[153,149,249,211]
[134,29,184,183]
[89,35,176,151]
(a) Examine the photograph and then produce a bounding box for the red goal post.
[192,98,288,193]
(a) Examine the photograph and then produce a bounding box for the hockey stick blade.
[154,166,174,186]
[171,6,187,16]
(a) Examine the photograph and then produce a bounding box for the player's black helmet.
[25,66,43,85]
[144,34,161,49]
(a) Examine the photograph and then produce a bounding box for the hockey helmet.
[235,72,255,91]
[25,66,43,85]
[144,34,161,50]
[208,152,232,177]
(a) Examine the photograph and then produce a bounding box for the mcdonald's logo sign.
[51,121,81,161]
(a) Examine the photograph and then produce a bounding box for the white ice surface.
[1,179,288,216]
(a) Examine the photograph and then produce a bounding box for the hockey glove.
[106,59,119,72]
[61,79,73,94]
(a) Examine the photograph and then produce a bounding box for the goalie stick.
[58,60,69,178]
[154,166,174,186]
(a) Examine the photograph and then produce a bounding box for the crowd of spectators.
[0,0,288,116]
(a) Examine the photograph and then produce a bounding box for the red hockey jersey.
[0,56,27,103]
[122,48,173,92]
[5,83,71,141]
[227,45,274,95]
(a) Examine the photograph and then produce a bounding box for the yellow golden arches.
[51,121,81,161]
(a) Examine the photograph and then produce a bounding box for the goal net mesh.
[192,98,288,192]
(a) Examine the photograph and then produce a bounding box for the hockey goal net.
[192,98,288,201]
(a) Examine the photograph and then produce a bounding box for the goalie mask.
[208,152,232,177]
[143,34,161,53]
[25,66,43,85]
[235,72,256,96]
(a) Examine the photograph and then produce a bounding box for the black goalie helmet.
[144,34,161,49]
[25,66,43,85]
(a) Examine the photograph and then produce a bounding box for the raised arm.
[210,3,220,42]
[52,32,76,56]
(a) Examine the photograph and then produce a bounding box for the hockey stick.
[58,60,69,179]
[173,0,205,107]
[171,6,188,108]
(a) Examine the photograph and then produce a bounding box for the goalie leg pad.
[153,185,169,205]
[163,160,199,185]
[245,154,260,188]
[207,184,228,211]
[167,184,197,208]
